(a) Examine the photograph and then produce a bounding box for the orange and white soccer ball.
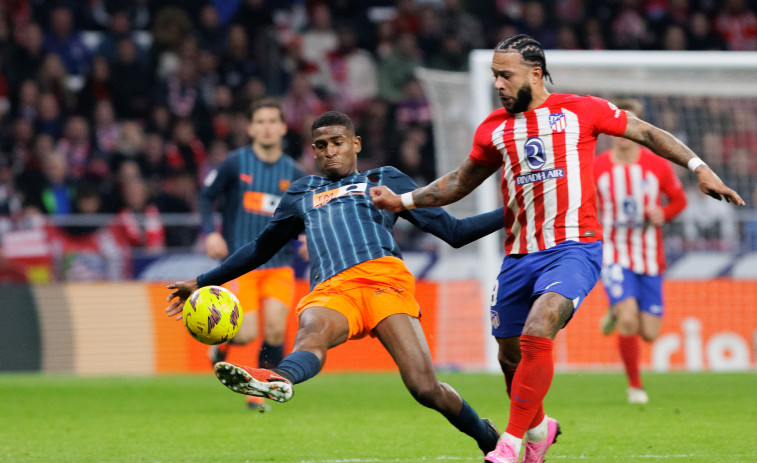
[182,286,243,345]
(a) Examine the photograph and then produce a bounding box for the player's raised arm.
[622,113,745,205]
[370,159,498,211]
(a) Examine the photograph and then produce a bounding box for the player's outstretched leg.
[214,362,294,402]
[522,416,561,463]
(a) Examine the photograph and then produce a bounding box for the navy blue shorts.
[490,241,603,338]
[601,263,664,316]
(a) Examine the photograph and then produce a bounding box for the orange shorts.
[296,256,420,340]
[224,267,295,313]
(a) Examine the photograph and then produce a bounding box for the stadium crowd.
[0,0,755,281]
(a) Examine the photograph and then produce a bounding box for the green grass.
[0,371,755,462]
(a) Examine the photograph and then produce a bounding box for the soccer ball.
[183,286,243,345]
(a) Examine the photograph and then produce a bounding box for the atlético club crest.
[549,113,566,133]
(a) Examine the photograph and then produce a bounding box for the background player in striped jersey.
[198,98,305,411]
[594,98,688,404]
[167,111,504,456]
[371,34,744,463]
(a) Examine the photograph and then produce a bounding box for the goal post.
[417,50,757,372]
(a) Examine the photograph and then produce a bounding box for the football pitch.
[0,371,755,462]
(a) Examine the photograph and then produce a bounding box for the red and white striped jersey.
[594,147,687,275]
[469,93,627,255]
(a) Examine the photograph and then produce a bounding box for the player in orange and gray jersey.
[198,98,304,411]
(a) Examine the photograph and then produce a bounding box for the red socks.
[618,334,642,388]
[505,335,554,438]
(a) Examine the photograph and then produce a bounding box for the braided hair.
[494,34,553,84]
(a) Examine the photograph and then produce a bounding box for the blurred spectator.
[301,2,338,92]
[230,0,275,45]
[715,0,757,51]
[110,38,151,119]
[196,46,221,108]
[20,149,77,215]
[12,79,39,122]
[281,72,328,146]
[555,24,582,50]
[141,131,170,192]
[36,53,75,113]
[582,17,607,50]
[377,31,423,102]
[89,0,150,31]
[393,78,432,133]
[516,1,557,50]
[356,97,393,171]
[42,6,91,77]
[77,55,112,117]
[428,32,468,71]
[611,1,655,50]
[324,24,378,115]
[111,175,166,254]
[373,19,396,60]
[145,104,172,140]
[279,34,319,92]
[92,100,120,157]
[2,118,35,172]
[56,115,92,180]
[0,154,22,234]
[196,4,227,55]
[439,0,485,51]
[687,11,727,50]
[156,57,213,142]
[154,170,199,247]
[389,128,435,186]
[721,107,757,169]
[150,6,192,79]
[218,24,258,92]
[96,9,147,67]
[415,5,442,60]
[35,92,63,138]
[164,117,207,180]
[5,22,45,92]
[211,84,233,140]
[392,0,420,34]
[661,24,687,50]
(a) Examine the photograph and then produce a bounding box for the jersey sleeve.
[196,185,306,287]
[584,95,628,138]
[381,167,505,247]
[198,156,236,235]
[468,115,504,168]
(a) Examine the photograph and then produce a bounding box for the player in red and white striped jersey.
[371,34,744,463]
[594,99,688,405]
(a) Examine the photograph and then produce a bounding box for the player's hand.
[165,278,199,320]
[696,167,746,205]
[205,232,229,259]
[644,205,665,227]
[370,186,404,212]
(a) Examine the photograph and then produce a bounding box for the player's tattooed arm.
[415,159,498,207]
[623,113,745,205]
[623,114,697,168]
[371,160,498,212]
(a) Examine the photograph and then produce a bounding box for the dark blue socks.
[273,351,322,384]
